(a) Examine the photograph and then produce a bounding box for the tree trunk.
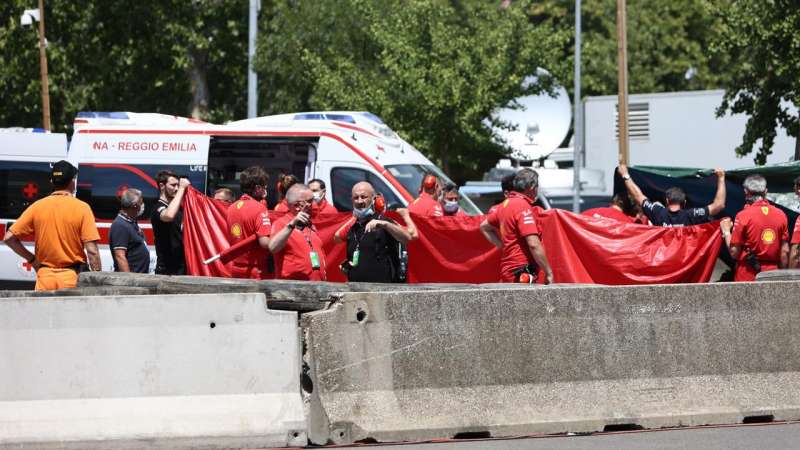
[188,48,209,120]
[795,130,800,162]
[439,140,450,175]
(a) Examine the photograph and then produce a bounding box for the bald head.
[286,183,312,214]
[352,181,375,210]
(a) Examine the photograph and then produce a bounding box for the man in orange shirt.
[3,160,101,290]
[721,174,788,281]
[226,166,272,279]
[408,174,444,217]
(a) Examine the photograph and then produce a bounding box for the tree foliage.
[709,0,800,164]
[258,0,568,182]
[0,0,247,132]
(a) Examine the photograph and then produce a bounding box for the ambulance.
[1,111,481,287]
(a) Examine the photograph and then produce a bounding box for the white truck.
[583,89,797,195]
[1,111,481,287]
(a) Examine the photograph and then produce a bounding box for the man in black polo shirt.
[334,181,414,282]
[619,163,726,226]
[109,188,150,273]
[151,170,190,275]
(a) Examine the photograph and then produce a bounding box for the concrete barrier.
[756,269,800,281]
[0,293,306,449]
[302,281,800,444]
[79,272,536,312]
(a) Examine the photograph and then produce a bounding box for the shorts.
[35,267,79,291]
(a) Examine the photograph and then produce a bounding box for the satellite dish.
[491,69,572,161]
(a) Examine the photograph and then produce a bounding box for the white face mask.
[312,191,323,202]
[138,203,146,217]
[444,200,459,213]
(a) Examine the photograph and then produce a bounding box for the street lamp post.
[20,2,50,131]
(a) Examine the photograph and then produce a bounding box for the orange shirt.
[9,193,100,268]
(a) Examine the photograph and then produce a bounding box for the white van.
[1,111,480,286]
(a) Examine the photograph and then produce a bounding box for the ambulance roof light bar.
[74,112,208,128]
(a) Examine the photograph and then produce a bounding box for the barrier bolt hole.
[209,321,216,329]
[743,415,774,424]
[339,431,345,438]
[356,310,367,322]
[292,432,299,438]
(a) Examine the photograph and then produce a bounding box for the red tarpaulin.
[182,188,722,284]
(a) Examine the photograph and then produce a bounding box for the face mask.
[312,191,323,202]
[138,203,146,217]
[353,206,374,219]
[444,200,459,213]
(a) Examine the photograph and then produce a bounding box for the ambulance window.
[330,167,402,211]
[76,164,206,221]
[0,161,53,219]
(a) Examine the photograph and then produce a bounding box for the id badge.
[352,249,360,267]
[309,251,321,269]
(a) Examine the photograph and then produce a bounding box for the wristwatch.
[621,174,631,181]
[286,222,296,230]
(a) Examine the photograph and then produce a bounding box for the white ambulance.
[1,111,480,287]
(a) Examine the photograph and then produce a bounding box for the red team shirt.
[730,199,788,281]
[408,192,444,217]
[486,192,541,282]
[582,206,634,223]
[270,214,327,281]
[226,194,271,279]
[274,199,289,213]
[312,199,338,218]
[792,216,800,245]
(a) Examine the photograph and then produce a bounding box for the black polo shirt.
[109,213,150,273]
[150,198,186,275]
[345,214,400,283]
[641,199,711,227]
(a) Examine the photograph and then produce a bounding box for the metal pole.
[247,0,259,118]
[616,0,629,164]
[571,0,582,213]
[38,0,51,131]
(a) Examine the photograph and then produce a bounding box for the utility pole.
[38,0,51,131]
[616,0,629,165]
[571,0,582,213]
[247,0,260,118]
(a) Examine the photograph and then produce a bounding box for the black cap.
[51,160,78,186]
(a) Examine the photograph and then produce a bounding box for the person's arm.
[479,219,502,249]
[268,212,310,254]
[720,217,741,259]
[394,208,418,241]
[160,178,191,223]
[525,234,554,284]
[334,217,356,244]
[780,241,790,269]
[112,248,130,272]
[3,231,40,270]
[365,219,412,244]
[790,244,800,269]
[84,241,102,271]
[618,163,647,207]
[707,168,726,216]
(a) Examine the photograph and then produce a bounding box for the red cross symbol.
[21,261,33,272]
[22,182,39,200]
[116,184,130,198]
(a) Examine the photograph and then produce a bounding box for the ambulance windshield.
[386,164,481,215]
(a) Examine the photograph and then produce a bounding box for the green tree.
[709,0,800,164]
[0,0,247,131]
[257,0,568,182]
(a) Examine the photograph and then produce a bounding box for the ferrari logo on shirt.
[236,200,245,209]
[761,228,776,244]
[502,199,510,208]
[521,209,535,225]
[231,223,242,238]
[761,206,770,215]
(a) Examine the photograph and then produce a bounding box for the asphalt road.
[320,422,800,450]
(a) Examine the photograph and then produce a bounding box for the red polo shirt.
[226,194,271,279]
[270,214,327,281]
[731,199,788,281]
[408,192,443,217]
[582,206,634,223]
[486,192,541,282]
[274,199,289,213]
[312,199,338,218]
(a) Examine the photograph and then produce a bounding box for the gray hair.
[286,183,310,205]
[512,168,539,193]
[120,188,142,209]
[743,174,767,199]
